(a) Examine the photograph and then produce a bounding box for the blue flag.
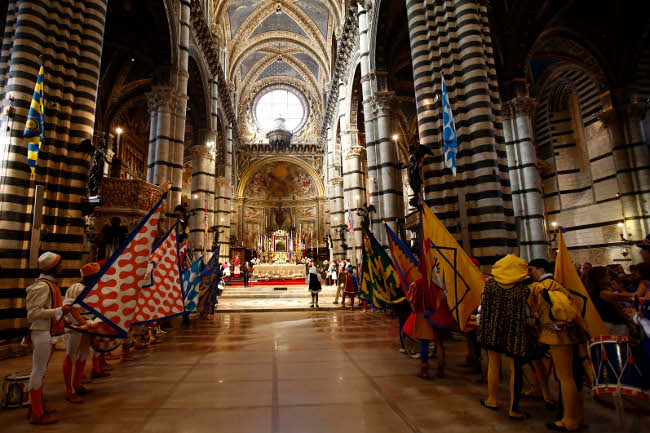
[441,72,457,176]
[197,247,221,316]
[182,257,204,312]
[24,59,45,173]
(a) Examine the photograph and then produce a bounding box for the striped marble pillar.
[357,2,382,239]
[600,98,650,250]
[343,144,366,264]
[189,131,216,258]
[405,0,517,263]
[0,0,108,341]
[147,87,179,188]
[214,125,233,262]
[371,91,403,246]
[503,98,548,261]
[328,177,345,259]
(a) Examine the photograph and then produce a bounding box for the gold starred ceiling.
[210,1,344,144]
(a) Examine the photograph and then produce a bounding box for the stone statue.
[337,226,348,251]
[208,225,224,252]
[357,202,376,230]
[87,138,111,197]
[174,202,191,240]
[400,143,434,207]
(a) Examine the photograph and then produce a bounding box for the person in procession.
[528,258,588,432]
[476,254,540,421]
[62,262,101,404]
[24,252,73,424]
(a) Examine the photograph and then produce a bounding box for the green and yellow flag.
[360,227,406,308]
[554,229,608,338]
[420,199,485,331]
[23,58,45,173]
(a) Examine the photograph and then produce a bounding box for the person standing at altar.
[223,259,231,280]
[233,254,241,278]
[307,263,323,308]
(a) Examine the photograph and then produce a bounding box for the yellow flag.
[420,201,485,331]
[554,230,608,338]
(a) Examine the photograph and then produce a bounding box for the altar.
[252,264,305,280]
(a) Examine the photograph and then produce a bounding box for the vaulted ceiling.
[212,1,342,95]
[210,1,344,143]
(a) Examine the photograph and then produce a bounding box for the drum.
[1,372,31,409]
[589,335,650,412]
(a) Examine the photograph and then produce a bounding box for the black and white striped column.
[342,137,365,264]
[189,131,216,258]
[0,0,108,340]
[214,125,233,262]
[357,2,382,239]
[600,99,650,254]
[328,177,345,259]
[503,98,548,261]
[371,91,403,245]
[405,0,517,263]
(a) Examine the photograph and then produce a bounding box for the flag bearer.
[25,252,72,424]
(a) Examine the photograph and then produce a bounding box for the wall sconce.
[618,222,632,242]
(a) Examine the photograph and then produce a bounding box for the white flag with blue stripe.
[441,73,457,176]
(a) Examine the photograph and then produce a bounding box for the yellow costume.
[529,276,588,432]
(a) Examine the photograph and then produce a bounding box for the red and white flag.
[74,194,165,337]
[132,223,184,324]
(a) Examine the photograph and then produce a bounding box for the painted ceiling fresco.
[244,161,317,199]
[294,0,329,38]
[293,53,320,79]
[251,11,308,38]
[218,1,337,144]
[258,62,305,82]
[240,52,268,79]
[227,0,264,37]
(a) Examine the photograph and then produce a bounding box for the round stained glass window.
[254,89,305,132]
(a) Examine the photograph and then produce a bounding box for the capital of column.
[368,91,396,118]
[329,177,343,188]
[147,86,181,115]
[502,97,536,120]
[191,144,216,161]
[344,145,365,160]
[215,177,230,188]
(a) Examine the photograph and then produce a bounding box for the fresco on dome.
[228,1,264,37]
[244,161,316,199]
[251,11,307,38]
[294,0,329,38]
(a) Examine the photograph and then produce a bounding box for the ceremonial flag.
[555,228,608,338]
[347,201,354,234]
[197,247,221,316]
[384,222,421,295]
[23,58,45,173]
[420,198,484,330]
[73,194,166,337]
[359,227,406,308]
[182,257,203,312]
[132,223,184,325]
[441,72,458,176]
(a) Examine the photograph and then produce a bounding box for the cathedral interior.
[0,0,649,431]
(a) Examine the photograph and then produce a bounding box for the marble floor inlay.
[0,311,640,432]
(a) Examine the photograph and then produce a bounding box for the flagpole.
[203,195,208,264]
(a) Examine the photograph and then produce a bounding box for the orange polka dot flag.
[71,194,166,337]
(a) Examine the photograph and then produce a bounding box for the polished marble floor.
[0,311,644,432]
